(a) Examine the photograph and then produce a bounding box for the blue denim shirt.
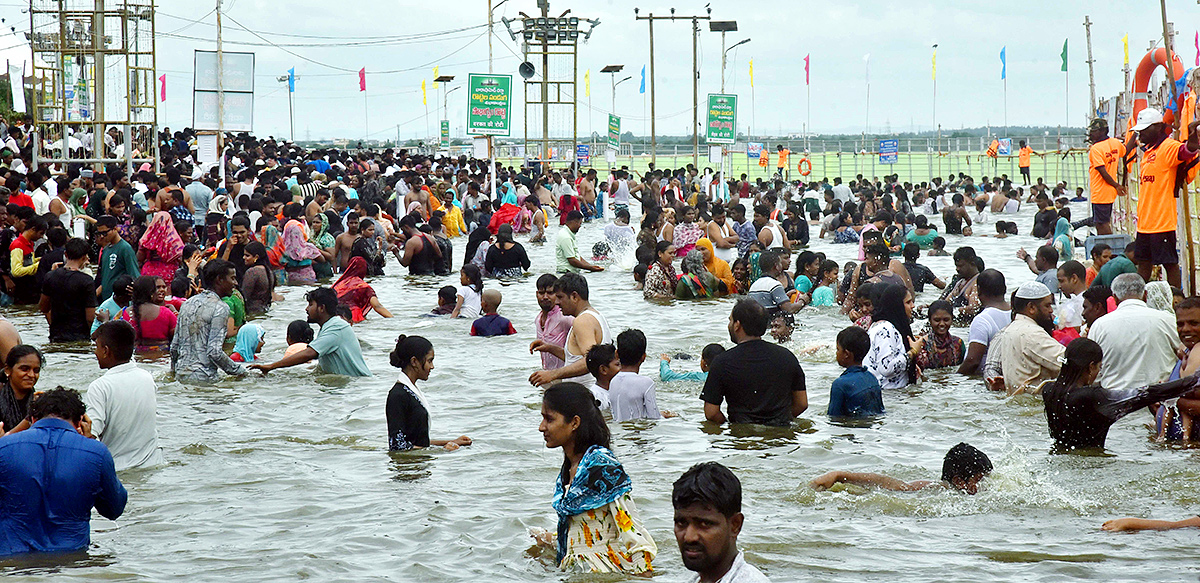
[827,366,885,418]
[0,418,127,556]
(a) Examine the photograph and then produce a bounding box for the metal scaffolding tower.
[29,0,158,173]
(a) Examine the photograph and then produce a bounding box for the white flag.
[9,64,24,113]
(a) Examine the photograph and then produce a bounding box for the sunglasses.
[95,229,111,237]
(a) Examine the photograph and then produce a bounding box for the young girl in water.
[534,382,656,574]
[230,324,265,363]
[809,260,840,307]
[451,264,483,319]
[283,320,314,358]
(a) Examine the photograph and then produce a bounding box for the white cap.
[1132,107,1164,131]
[1014,281,1052,300]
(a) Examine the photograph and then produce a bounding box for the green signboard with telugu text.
[440,120,450,148]
[705,93,737,144]
[607,114,620,150]
[466,73,512,136]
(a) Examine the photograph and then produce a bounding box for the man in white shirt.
[1089,273,1181,393]
[84,320,164,471]
[1055,260,1087,330]
[674,462,771,583]
[831,177,853,204]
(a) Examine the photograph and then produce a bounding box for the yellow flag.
[585,69,590,97]
[1122,33,1129,66]
[422,79,427,105]
[749,59,754,88]
[432,66,439,89]
[932,47,937,80]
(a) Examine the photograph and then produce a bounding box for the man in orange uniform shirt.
[1018,140,1039,185]
[1129,107,1200,287]
[1088,118,1128,236]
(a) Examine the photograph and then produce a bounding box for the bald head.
[481,289,503,312]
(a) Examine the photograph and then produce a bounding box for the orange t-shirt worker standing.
[1128,107,1200,287]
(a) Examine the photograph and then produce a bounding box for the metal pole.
[541,0,550,163]
[692,16,699,168]
[1159,2,1178,128]
[649,16,656,166]
[720,30,726,93]
[486,1,494,203]
[216,0,224,153]
[288,85,294,141]
[487,0,494,74]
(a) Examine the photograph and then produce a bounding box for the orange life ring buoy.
[1131,48,1186,130]
[797,157,812,177]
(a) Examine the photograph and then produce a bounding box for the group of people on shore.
[2,112,1199,579]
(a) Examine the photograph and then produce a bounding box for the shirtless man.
[578,170,597,218]
[528,273,611,388]
[705,204,740,265]
[403,175,431,219]
[305,189,329,222]
[332,212,360,272]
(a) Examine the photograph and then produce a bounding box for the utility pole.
[1084,16,1097,122]
[1159,1,1179,130]
[635,7,711,168]
[216,0,224,155]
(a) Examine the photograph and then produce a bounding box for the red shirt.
[558,195,580,225]
[8,192,33,209]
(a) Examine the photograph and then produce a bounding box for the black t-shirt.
[36,246,65,285]
[485,243,531,273]
[904,261,937,293]
[701,339,806,426]
[217,241,248,281]
[42,267,97,342]
[1032,209,1058,239]
[782,218,809,246]
[386,382,430,450]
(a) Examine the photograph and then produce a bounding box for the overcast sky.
[4,0,1199,141]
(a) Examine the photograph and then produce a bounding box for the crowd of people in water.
[1,107,1199,577]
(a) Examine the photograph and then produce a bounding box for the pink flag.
[358,68,366,92]
[1195,31,1198,66]
[158,74,166,102]
[804,54,810,86]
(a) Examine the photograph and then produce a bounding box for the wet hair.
[1090,243,1111,259]
[931,236,946,249]
[6,344,43,369]
[902,242,921,262]
[536,273,558,290]
[1058,260,1086,282]
[616,328,647,366]
[554,272,589,301]
[203,259,236,288]
[95,320,136,363]
[305,287,339,316]
[129,275,160,341]
[1036,244,1059,266]
[543,382,610,462]
[110,274,135,305]
[654,239,674,258]
[836,326,870,362]
[855,281,876,301]
[730,298,769,337]
[871,284,914,349]
[286,320,314,345]
[389,334,434,369]
[795,251,819,276]
[46,226,68,248]
[1048,338,1103,395]
[701,343,726,363]
[952,246,978,265]
[64,237,89,260]
[927,299,954,320]
[940,443,993,484]
[672,462,742,517]
[461,263,483,294]
[585,343,617,377]
[437,285,457,304]
[28,387,85,423]
[976,268,1006,299]
[1082,285,1111,310]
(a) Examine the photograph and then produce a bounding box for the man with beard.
[250,287,371,377]
[1088,273,1181,393]
[993,281,1063,395]
[673,462,770,583]
[528,272,611,388]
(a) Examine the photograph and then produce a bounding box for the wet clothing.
[1044,375,1198,449]
[827,365,884,418]
[386,374,430,451]
[702,339,806,426]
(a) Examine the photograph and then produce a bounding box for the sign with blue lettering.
[576,144,590,164]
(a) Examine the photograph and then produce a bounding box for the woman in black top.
[0,345,42,433]
[1044,338,1200,451]
[485,224,531,278]
[386,335,472,452]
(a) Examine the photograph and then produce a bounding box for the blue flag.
[999,47,1006,80]
[288,67,295,93]
[639,65,646,94]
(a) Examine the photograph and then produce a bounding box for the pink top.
[120,305,178,346]
[533,305,574,370]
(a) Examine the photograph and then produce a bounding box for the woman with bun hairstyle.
[385,334,472,452]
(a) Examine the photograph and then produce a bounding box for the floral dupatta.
[552,445,632,565]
